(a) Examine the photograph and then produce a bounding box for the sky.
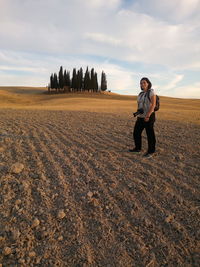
[0,0,200,98]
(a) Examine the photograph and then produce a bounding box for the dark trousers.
[133,112,156,153]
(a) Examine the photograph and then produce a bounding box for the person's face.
[140,80,148,91]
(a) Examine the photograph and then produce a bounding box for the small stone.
[32,218,40,228]
[0,236,5,242]
[15,205,20,210]
[58,235,63,241]
[111,183,117,188]
[41,173,46,180]
[87,191,93,198]
[165,214,175,223]
[11,217,17,222]
[29,251,36,257]
[22,181,29,190]
[43,231,48,237]
[3,247,12,255]
[18,259,25,264]
[18,208,23,213]
[92,198,99,207]
[175,154,184,160]
[15,199,22,205]
[57,210,66,219]
[38,208,43,214]
[12,229,20,240]
[36,257,41,264]
[10,163,24,174]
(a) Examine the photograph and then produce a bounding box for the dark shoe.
[143,151,155,158]
[129,148,141,153]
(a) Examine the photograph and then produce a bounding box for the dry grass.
[0,86,200,124]
[0,86,200,266]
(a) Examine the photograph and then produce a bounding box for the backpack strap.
[138,91,144,97]
[138,91,147,106]
[147,89,153,102]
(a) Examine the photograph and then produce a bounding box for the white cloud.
[162,74,184,91]
[167,82,200,98]
[131,0,200,22]
[0,49,199,99]
[85,0,121,9]
[0,65,47,73]
[85,33,123,46]
[97,63,136,94]
[84,9,200,70]
[0,72,47,87]
[1,0,200,69]
[0,0,200,98]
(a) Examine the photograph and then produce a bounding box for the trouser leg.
[133,118,145,150]
[145,120,156,153]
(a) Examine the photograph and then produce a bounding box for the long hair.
[140,77,152,90]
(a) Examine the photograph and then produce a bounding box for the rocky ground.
[0,109,199,266]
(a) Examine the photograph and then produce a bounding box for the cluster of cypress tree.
[48,66,107,93]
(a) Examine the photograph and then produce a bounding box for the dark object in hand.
[133,108,144,117]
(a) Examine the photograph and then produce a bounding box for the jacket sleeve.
[148,89,155,100]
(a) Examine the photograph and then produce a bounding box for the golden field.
[0,86,199,266]
[0,86,200,124]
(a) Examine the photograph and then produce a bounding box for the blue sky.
[0,0,200,98]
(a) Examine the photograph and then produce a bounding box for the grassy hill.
[0,86,200,124]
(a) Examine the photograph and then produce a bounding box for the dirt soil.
[0,109,200,266]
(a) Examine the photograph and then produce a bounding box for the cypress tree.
[58,66,64,89]
[84,67,89,91]
[90,68,95,92]
[77,69,81,91]
[48,66,104,93]
[50,73,54,89]
[66,71,71,87]
[88,69,91,91]
[64,69,67,86]
[94,72,98,92]
[53,73,59,91]
[101,71,107,91]
[72,68,77,91]
[79,67,83,91]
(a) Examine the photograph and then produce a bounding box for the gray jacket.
[137,89,155,118]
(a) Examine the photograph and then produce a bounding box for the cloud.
[84,8,200,71]
[1,0,200,69]
[0,49,140,93]
[0,65,47,73]
[0,49,199,99]
[169,82,200,98]
[0,72,46,87]
[85,33,123,46]
[162,74,184,91]
[130,0,200,22]
[85,0,121,9]
[0,0,200,98]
